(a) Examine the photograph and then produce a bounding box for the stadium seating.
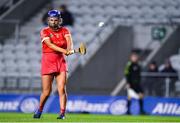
[0,0,15,15]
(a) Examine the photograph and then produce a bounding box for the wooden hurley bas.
[69,43,86,55]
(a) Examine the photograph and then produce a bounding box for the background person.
[146,61,158,96]
[59,4,74,26]
[124,52,145,115]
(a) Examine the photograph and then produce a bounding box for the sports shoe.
[57,114,65,120]
[33,109,42,118]
[127,110,131,115]
[140,110,146,115]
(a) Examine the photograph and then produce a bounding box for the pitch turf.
[0,113,179,122]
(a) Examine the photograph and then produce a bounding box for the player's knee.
[139,93,144,99]
[59,87,65,93]
[42,90,51,97]
[59,86,66,95]
[128,96,132,100]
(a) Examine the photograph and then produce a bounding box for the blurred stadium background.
[0,0,180,122]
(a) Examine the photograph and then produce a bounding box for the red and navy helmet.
[48,10,61,18]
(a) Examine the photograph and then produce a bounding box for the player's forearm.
[43,39,67,54]
[65,34,73,50]
[48,43,67,54]
[67,41,73,50]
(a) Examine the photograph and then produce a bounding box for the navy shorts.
[130,83,144,94]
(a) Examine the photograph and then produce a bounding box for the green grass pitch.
[0,113,179,122]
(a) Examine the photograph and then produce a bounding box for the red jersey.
[40,27,70,53]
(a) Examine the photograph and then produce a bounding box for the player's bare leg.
[39,75,54,110]
[55,72,67,119]
[33,75,53,118]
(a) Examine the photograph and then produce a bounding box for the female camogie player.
[33,10,73,119]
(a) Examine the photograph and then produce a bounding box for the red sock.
[39,106,44,112]
[60,109,65,115]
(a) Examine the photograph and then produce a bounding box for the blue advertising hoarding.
[0,94,179,116]
[144,97,180,116]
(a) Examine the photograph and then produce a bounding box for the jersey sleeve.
[62,27,70,37]
[40,29,50,42]
[124,61,131,84]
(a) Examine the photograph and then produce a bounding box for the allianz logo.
[109,100,127,115]
[0,101,19,110]
[20,98,39,113]
[152,103,180,115]
[0,98,39,113]
[67,100,109,113]
[67,99,127,115]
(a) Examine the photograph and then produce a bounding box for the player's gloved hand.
[69,50,75,55]
[65,50,74,56]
